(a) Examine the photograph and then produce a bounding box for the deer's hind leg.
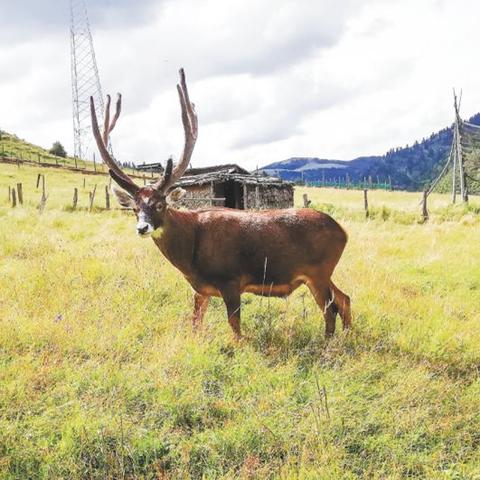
[306,278,338,338]
[329,281,352,331]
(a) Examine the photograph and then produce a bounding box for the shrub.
[49,141,67,158]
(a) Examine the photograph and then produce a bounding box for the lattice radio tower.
[70,0,105,165]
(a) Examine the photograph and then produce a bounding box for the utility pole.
[453,90,468,202]
[424,89,477,203]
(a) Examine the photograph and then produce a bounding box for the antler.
[90,69,197,195]
[90,93,139,194]
[153,68,198,191]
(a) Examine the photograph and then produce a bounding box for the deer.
[90,69,352,340]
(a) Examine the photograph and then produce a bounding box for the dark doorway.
[221,180,244,209]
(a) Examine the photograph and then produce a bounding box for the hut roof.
[135,162,250,176]
[175,171,292,188]
[184,164,250,176]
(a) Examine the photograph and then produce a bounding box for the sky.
[0,0,479,170]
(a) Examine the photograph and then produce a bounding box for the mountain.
[261,114,480,190]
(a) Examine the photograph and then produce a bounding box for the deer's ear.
[166,187,186,205]
[112,186,135,208]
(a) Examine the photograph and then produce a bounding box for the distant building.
[134,162,165,174]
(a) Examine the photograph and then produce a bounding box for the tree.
[49,141,67,158]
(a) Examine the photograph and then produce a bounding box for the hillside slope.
[0,129,139,177]
[0,130,77,166]
[262,114,480,190]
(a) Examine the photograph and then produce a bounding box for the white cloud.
[1,0,479,170]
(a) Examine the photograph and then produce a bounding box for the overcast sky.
[0,0,479,169]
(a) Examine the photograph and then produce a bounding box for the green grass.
[1,166,480,478]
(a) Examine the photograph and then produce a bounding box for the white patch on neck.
[151,226,164,239]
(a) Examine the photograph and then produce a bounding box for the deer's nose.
[137,224,149,235]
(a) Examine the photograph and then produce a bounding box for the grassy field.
[1,164,480,479]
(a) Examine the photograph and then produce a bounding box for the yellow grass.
[1,163,480,479]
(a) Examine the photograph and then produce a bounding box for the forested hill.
[261,113,480,190]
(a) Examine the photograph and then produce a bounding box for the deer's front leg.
[192,292,210,330]
[220,283,242,340]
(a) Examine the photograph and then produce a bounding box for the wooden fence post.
[255,185,260,209]
[89,185,97,212]
[11,188,17,207]
[8,186,11,202]
[243,182,248,209]
[105,185,110,209]
[93,153,97,172]
[363,189,369,218]
[73,188,78,209]
[302,193,311,208]
[422,190,429,222]
[83,177,86,189]
[16,183,23,205]
[41,175,46,197]
[38,194,48,214]
[36,173,41,188]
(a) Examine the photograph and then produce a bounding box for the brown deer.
[90,69,351,339]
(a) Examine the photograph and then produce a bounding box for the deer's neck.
[151,208,197,276]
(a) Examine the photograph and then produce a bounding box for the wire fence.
[0,136,141,178]
[305,180,392,190]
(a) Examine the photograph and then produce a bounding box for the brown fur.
[148,202,351,339]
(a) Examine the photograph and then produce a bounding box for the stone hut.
[174,164,294,210]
